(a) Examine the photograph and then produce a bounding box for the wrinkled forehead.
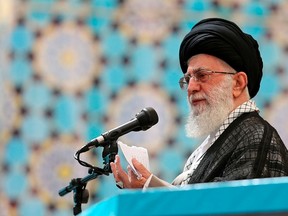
[187,54,236,72]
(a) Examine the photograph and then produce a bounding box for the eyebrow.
[185,67,209,75]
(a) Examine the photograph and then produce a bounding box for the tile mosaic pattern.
[1,0,288,215]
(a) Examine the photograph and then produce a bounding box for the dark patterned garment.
[188,111,288,184]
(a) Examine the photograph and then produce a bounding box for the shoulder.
[224,112,285,152]
[231,112,282,142]
[222,112,266,142]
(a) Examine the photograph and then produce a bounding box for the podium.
[81,177,288,216]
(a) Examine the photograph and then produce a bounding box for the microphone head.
[135,107,159,131]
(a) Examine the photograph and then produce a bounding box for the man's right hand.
[110,155,151,189]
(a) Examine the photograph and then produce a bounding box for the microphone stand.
[58,140,118,215]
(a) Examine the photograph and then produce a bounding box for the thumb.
[132,158,151,178]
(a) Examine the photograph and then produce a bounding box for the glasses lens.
[184,75,190,83]
[178,71,211,90]
[179,77,187,90]
[195,71,209,82]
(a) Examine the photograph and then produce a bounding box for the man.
[110,18,288,189]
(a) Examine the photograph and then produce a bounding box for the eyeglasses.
[179,69,236,90]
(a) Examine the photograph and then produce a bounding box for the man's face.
[184,54,235,137]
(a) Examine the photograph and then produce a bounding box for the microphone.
[81,107,158,151]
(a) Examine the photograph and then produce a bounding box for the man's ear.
[233,72,248,98]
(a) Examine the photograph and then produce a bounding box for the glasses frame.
[179,70,236,90]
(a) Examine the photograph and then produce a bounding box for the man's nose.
[187,78,201,93]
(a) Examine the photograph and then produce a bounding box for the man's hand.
[110,155,151,189]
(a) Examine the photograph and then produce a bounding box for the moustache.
[188,93,207,103]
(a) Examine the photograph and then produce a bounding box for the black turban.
[179,18,263,98]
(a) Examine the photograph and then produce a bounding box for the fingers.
[110,155,131,188]
[110,158,121,182]
[110,155,151,189]
[127,166,146,188]
[132,158,151,179]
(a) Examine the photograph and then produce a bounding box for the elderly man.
[110,18,288,189]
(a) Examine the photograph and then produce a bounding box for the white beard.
[185,77,234,138]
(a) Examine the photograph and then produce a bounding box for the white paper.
[117,141,150,176]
